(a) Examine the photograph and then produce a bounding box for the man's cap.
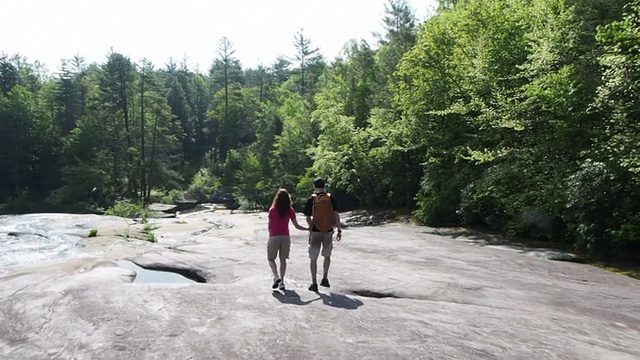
[313,177,325,188]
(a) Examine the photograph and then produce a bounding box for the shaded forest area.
[1,0,639,260]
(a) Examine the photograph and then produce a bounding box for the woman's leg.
[267,237,279,278]
[269,259,278,278]
[279,237,291,282]
[279,257,287,280]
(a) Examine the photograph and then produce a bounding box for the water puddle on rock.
[117,261,198,284]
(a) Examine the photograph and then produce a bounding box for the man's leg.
[323,256,331,280]
[308,232,321,291]
[320,232,334,287]
[310,259,317,284]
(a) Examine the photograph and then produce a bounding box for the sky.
[1,0,438,74]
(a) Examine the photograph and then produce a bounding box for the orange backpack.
[312,193,335,232]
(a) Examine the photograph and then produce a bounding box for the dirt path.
[0,211,638,359]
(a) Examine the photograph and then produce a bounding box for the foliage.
[105,200,156,219]
[146,232,157,243]
[142,220,158,243]
[460,154,567,240]
[150,189,185,204]
[230,149,273,209]
[564,160,640,258]
[88,228,98,237]
[185,169,220,202]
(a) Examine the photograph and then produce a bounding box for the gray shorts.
[267,235,291,260]
[308,231,333,260]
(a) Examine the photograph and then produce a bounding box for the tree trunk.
[223,59,229,162]
[300,59,305,97]
[121,76,136,196]
[147,114,159,202]
[140,75,146,203]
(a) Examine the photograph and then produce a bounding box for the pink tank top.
[268,207,296,236]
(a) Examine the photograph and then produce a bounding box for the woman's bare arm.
[291,216,309,231]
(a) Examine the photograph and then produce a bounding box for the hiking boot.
[279,281,285,291]
[308,283,318,292]
[320,278,330,288]
[272,277,281,289]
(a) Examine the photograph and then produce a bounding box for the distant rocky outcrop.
[148,201,198,214]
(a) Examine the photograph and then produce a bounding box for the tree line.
[1,0,639,260]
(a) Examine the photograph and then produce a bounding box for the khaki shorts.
[308,231,333,260]
[267,235,291,260]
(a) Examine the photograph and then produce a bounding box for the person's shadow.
[272,289,363,310]
[318,291,363,310]
[272,289,318,306]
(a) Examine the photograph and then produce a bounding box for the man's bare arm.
[334,211,342,240]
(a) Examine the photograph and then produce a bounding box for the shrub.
[105,200,156,219]
[564,160,640,259]
[185,169,221,203]
[146,188,188,204]
[414,161,476,227]
[611,217,640,260]
[158,189,186,204]
[143,220,159,232]
[414,175,462,226]
[88,228,98,237]
[460,155,568,241]
[3,191,59,214]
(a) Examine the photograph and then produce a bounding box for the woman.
[268,188,308,290]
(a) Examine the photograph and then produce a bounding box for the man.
[304,177,342,292]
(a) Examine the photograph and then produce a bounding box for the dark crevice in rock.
[190,222,234,236]
[348,289,400,299]
[6,231,48,238]
[546,253,585,263]
[133,263,207,283]
[190,227,213,236]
